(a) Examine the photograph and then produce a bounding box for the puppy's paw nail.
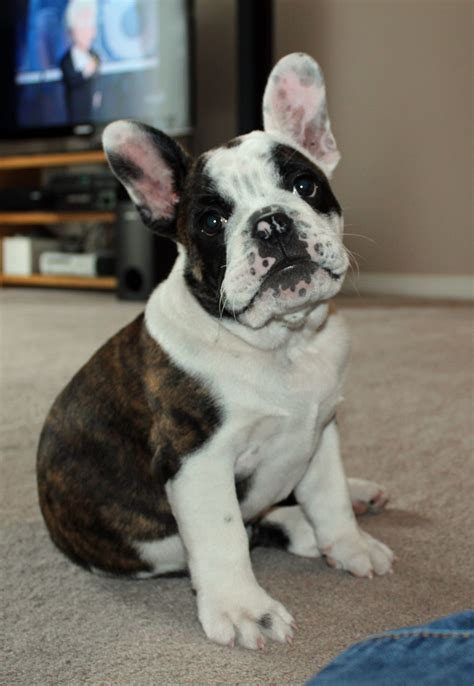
[257,637,266,651]
[228,638,235,648]
[286,634,293,645]
[291,621,298,631]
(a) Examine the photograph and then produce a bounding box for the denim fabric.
[307,611,474,686]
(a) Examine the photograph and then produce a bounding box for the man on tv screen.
[60,0,101,123]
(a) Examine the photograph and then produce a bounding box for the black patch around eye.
[180,161,235,318]
[272,144,341,216]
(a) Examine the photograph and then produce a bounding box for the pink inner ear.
[106,123,179,220]
[274,71,324,126]
[264,56,340,172]
[270,72,336,162]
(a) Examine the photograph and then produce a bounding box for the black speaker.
[115,201,177,301]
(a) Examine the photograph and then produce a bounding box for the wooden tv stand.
[0,150,117,291]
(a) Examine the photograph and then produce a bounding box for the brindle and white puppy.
[37,53,394,650]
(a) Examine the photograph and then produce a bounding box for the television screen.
[1,0,192,138]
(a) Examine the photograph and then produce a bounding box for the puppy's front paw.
[323,528,394,578]
[197,583,295,650]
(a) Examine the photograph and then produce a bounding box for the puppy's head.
[104,53,348,328]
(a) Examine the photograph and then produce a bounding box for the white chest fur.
[146,255,350,519]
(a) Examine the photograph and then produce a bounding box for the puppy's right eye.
[201,211,227,237]
[293,175,317,199]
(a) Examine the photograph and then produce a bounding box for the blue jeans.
[307,611,474,686]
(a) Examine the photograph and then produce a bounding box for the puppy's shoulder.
[139,315,221,422]
[140,315,223,481]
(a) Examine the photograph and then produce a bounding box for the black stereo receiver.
[47,173,118,212]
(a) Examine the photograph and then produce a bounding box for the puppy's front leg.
[295,419,394,578]
[166,447,295,649]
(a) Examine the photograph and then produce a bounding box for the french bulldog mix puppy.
[37,53,394,650]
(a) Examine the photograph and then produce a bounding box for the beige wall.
[195,0,473,285]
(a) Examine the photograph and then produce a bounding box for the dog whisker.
[346,272,361,296]
[344,246,361,281]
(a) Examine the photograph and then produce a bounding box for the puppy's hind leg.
[249,478,390,560]
[348,478,389,516]
[250,505,321,559]
[133,535,188,578]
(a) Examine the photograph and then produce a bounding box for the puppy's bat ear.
[263,53,340,178]
[102,120,190,238]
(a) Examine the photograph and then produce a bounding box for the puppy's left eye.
[293,176,317,198]
[201,211,227,237]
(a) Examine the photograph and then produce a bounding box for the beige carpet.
[1,289,473,686]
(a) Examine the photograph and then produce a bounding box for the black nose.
[253,212,294,243]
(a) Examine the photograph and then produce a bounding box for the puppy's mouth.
[233,257,343,319]
[261,257,342,293]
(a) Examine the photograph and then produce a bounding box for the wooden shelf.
[0,150,107,170]
[0,211,116,225]
[0,150,116,292]
[0,274,117,290]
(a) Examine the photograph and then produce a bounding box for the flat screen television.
[0,0,192,142]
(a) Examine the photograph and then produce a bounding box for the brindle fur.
[37,315,221,576]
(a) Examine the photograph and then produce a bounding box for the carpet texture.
[1,289,473,685]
